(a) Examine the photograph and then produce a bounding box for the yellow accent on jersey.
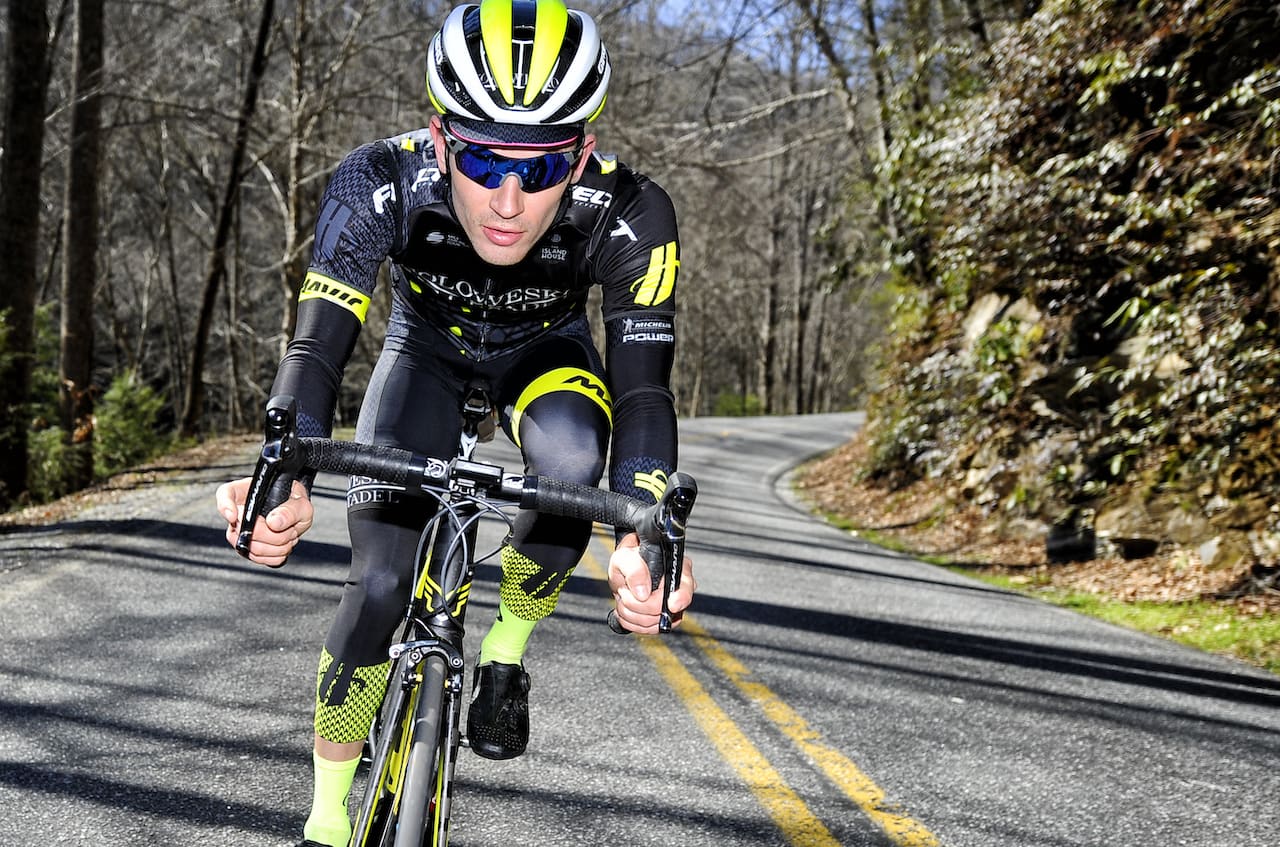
[633,469,669,501]
[510,367,612,448]
[299,271,371,323]
[526,0,569,105]
[481,0,516,106]
[400,136,416,151]
[596,152,618,174]
[631,241,679,306]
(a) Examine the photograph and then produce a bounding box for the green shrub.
[713,391,763,417]
[94,371,170,479]
[28,426,79,503]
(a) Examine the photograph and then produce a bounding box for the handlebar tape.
[521,476,648,530]
[299,439,421,486]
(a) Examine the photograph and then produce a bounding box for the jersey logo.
[372,183,395,214]
[610,218,638,242]
[634,469,668,501]
[402,268,568,312]
[572,185,613,207]
[621,316,674,344]
[314,198,352,261]
[411,167,441,192]
[631,242,679,306]
[298,271,371,323]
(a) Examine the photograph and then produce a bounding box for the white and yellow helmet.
[427,0,611,147]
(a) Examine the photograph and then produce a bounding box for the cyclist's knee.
[509,369,610,484]
[333,499,425,655]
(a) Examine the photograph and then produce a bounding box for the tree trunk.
[59,0,106,489]
[157,123,189,420]
[793,186,814,414]
[858,0,894,162]
[760,206,782,414]
[960,0,990,46]
[280,0,311,353]
[179,0,275,438]
[0,0,52,506]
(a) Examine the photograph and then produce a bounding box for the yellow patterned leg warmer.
[313,648,392,744]
[478,545,576,666]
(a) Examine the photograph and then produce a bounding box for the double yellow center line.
[583,537,939,847]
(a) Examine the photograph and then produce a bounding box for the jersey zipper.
[476,276,494,361]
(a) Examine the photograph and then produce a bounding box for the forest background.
[1,0,1278,622]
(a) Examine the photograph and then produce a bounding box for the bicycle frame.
[350,385,498,847]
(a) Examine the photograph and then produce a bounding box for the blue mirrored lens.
[452,146,575,193]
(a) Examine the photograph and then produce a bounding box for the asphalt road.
[2,412,1278,846]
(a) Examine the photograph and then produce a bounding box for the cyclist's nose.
[490,173,525,218]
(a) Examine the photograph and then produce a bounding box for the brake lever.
[235,395,302,558]
[651,473,697,631]
[609,472,698,634]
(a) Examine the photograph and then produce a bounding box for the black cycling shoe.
[467,661,530,760]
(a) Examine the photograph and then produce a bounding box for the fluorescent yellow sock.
[303,750,360,846]
[478,599,537,666]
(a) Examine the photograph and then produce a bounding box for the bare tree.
[0,0,57,505]
[5,0,889,502]
[59,0,106,487]
[179,0,275,437]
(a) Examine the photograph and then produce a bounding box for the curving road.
[1,412,1277,846]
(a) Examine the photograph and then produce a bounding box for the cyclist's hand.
[608,532,696,634]
[215,477,314,567]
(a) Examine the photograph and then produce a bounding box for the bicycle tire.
[394,654,450,847]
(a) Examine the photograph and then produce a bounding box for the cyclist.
[214,1,695,844]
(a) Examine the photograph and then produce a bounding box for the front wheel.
[349,657,416,847]
[393,655,450,847]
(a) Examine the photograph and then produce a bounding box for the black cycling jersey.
[271,128,680,505]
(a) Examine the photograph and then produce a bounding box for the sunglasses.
[443,134,580,193]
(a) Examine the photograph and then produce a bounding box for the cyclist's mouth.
[482,226,524,247]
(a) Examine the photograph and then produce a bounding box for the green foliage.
[15,305,175,507]
[94,371,171,479]
[22,305,73,504]
[28,303,62,427]
[713,391,764,417]
[23,373,173,505]
[953,568,1280,674]
[27,427,79,503]
[867,0,1280,536]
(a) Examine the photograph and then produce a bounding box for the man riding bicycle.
[214,1,696,844]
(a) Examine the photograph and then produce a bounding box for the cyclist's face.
[429,117,594,267]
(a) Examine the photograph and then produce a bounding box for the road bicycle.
[235,389,696,847]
